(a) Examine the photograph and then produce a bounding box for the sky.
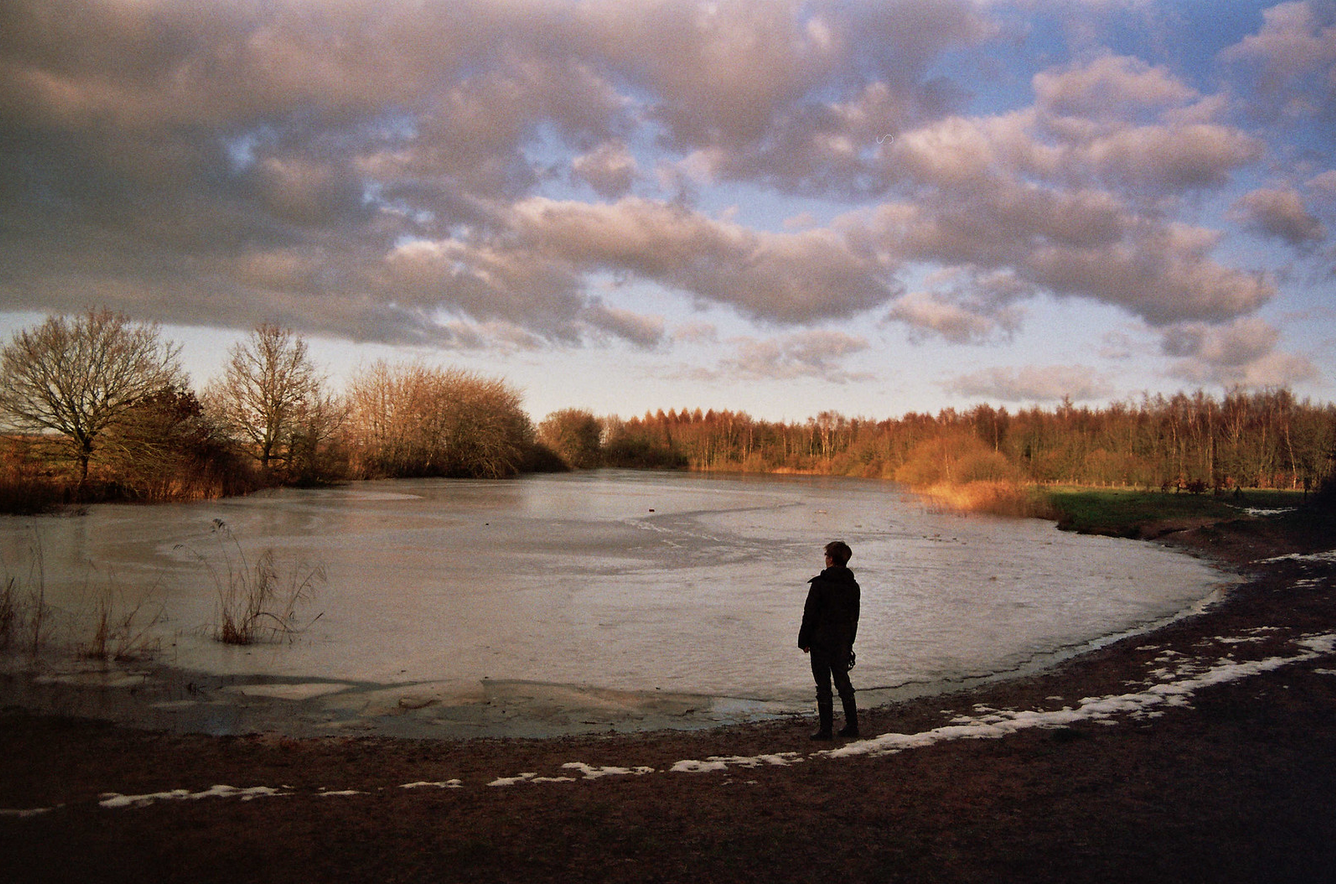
[1,0,1334,423]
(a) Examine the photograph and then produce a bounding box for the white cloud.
[0,1,1279,344]
[946,365,1115,403]
[571,140,639,198]
[1310,170,1336,196]
[1219,0,1336,120]
[888,291,1018,344]
[701,330,873,383]
[580,299,665,348]
[510,197,896,323]
[1033,54,1198,121]
[671,321,719,345]
[1161,318,1279,366]
[1231,187,1327,246]
[1161,318,1319,387]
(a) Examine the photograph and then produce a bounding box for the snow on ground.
[670,754,802,773]
[44,629,1329,812]
[98,785,288,809]
[821,632,1334,760]
[1262,550,1336,565]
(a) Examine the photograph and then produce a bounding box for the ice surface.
[1,471,1233,722]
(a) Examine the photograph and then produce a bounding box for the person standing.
[798,540,860,740]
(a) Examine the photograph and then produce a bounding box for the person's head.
[824,540,852,567]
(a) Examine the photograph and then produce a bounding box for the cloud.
[1033,54,1198,121]
[671,321,719,345]
[1160,317,1319,388]
[580,298,665,348]
[0,0,1301,390]
[380,236,586,339]
[1219,0,1336,121]
[887,290,1021,344]
[583,0,993,159]
[1168,350,1320,389]
[1062,121,1265,192]
[700,330,873,383]
[1161,317,1279,366]
[571,140,638,198]
[1231,187,1327,247]
[1310,169,1336,197]
[870,180,1274,326]
[945,365,1115,403]
[510,196,897,323]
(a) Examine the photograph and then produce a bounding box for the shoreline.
[2,505,1334,882]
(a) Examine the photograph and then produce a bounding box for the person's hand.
[802,647,810,654]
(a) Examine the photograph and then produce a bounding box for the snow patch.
[1263,550,1336,565]
[100,784,288,808]
[820,633,1336,759]
[561,762,656,779]
[1298,634,1336,654]
[487,772,576,787]
[671,753,802,773]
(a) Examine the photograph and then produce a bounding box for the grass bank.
[915,480,1316,539]
[1042,486,1310,537]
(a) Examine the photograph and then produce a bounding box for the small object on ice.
[398,695,437,710]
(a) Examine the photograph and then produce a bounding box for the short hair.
[824,540,852,566]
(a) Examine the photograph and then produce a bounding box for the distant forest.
[1,314,1332,512]
[583,388,1335,493]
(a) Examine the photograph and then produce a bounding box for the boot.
[811,698,834,740]
[838,696,859,738]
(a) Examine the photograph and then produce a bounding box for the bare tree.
[205,324,322,473]
[0,309,183,485]
[287,389,349,484]
[538,408,603,469]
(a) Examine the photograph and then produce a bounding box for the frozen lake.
[0,471,1233,733]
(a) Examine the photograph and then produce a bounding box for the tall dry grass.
[77,585,166,662]
[0,535,49,656]
[2,534,167,662]
[184,519,325,646]
[914,481,1059,519]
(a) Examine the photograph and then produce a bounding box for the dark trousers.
[810,644,855,706]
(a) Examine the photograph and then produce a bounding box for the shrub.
[894,434,1019,487]
[537,409,603,469]
[343,361,534,479]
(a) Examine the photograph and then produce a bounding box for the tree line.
[544,393,1335,494]
[0,310,538,510]
[2,309,1333,513]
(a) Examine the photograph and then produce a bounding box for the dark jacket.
[798,565,860,652]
